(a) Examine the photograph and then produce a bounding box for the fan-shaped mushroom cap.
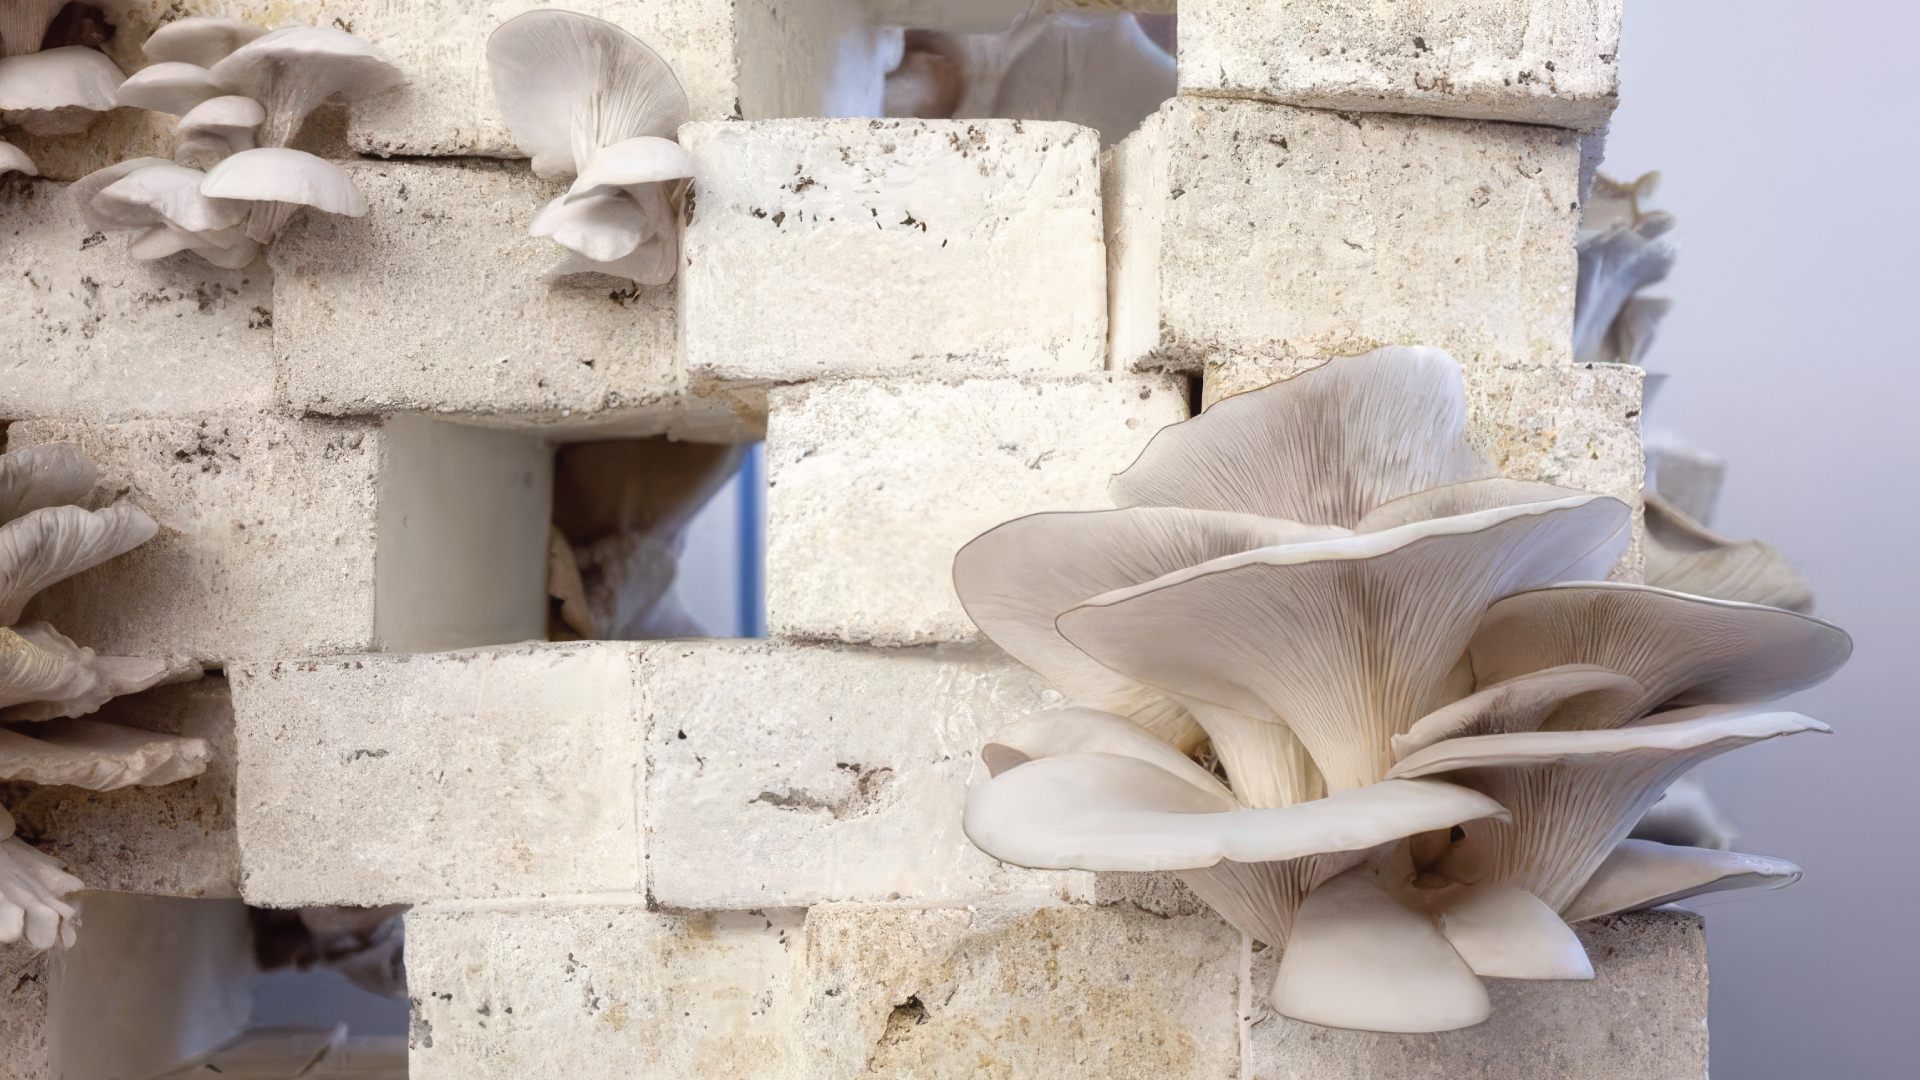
[208,26,405,147]
[1110,347,1494,528]
[1642,491,1814,612]
[529,188,650,262]
[1574,211,1677,364]
[0,46,126,134]
[0,834,80,949]
[174,94,264,168]
[486,10,690,181]
[0,445,94,525]
[955,507,1345,753]
[1387,710,1826,912]
[0,716,209,790]
[115,60,221,115]
[201,146,368,242]
[1430,882,1593,980]
[97,161,247,233]
[0,504,158,624]
[1561,839,1802,923]
[69,157,171,230]
[1057,495,1632,792]
[1468,582,1851,723]
[565,135,694,201]
[0,140,32,176]
[1392,665,1647,761]
[143,16,269,67]
[980,708,1234,797]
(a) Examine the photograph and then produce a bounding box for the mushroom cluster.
[486,10,694,287]
[0,0,140,172]
[70,18,402,269]
[0,442,206,950]
[955,347,1849,1033]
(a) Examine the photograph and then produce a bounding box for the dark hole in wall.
[38,4,115,52]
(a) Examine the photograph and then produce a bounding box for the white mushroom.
[142,16,268,67]
[95,160,247,234]
[0,45,125,135]
[1560,839,1802,923]
[114,59,222,115]
[1642,491,1816,612]
[199,146,368,243]
[174,94,264,169]
[207,25,405,147]
[0,139,32,176]
[1574,172,1678,365]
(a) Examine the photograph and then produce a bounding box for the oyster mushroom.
[114,59,222,115]
[0,140,32,176]
[199,145,368,243]
[73,158,256,268]
[0,45,124,135]
[141,15,268,67]
[207,25,405,147]
[173,94,264,169]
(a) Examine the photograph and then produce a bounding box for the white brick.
[1180,0,1620,130]
[681,119,1108,384]
[766,375,1186,645]
[1108,97,1581,375]
[229,643,646,907]
[1243,910,1707,1079]
[0,679,239,899]
[405,901,803,1080]
[0,177,274,421]
[11,415,550,662]
[645,641,1087,910]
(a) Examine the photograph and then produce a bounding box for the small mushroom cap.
[565,136,694,201]
[0,46,125,113]
[97,161,247,233]
[529,188,649,262]
[0,140,33,176]
[1431,882,1593,981]
[208,25,405,103]
[1560,839,1802,923]
[114,60,221,115]
[177,93,266,135]
[69,157,172,231]
[487,9,690,180]
[200,146,368,216]
[143,16,269,67]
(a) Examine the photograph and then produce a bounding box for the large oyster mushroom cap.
[208,25,404,146]
[114,60,221,115]
[0,46,125,133]
[201,146,368,242]
[143,16,269,67]
[97,161,247,234]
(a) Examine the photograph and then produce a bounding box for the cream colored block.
[766,375,1186,645]
[1,944,48,1080]
[646,641,1088,909]
[802,904,1241,1079]
[1243,910,1707,1079]
[0,680,239,899]
[0,178,274,421]
[1180,0,1619,130]
[1108,96,1580,375]
[229,643,647,908]
[681,119,1108,383]
[11,415,550,663]
[405,901,803,1080]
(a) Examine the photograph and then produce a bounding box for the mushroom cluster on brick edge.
[69,18,403,269]
[954,347,1849,1033]
[0,0,142,172]
[0,443,207,951]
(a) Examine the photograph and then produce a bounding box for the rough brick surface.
[1180,0,1621,129]
[645,641,1088,910]
[766,375,1186,645]
[0,944,48,1080]
[681,119,1108,384]
[229,644,647,907]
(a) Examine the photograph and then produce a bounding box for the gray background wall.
[1602,2,1918,1076]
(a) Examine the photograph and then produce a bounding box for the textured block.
[0,679,239,899]
[0,944,47,1080]
[681,119,1108,383]
[229,643,646,907]
[1107,97,1581,375]
[12,415,550,663]
[646,641,1088,909]
[802,903,1242,1080]
[0,177,274,421]
[1180,0,1620,129]
[1243,910,1707,1079]
[766,375,1186,645]
[406,901,802,1080]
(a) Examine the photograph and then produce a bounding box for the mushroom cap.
[529,188,650,263]
[0,46,125,113]
[143,16,269,67]
[97,161,247,233]
[200,147,368,216]
[208,25,405,105]
[69,157,172,231]
[487,9,690,181]
[1560,839,1802,923]
[115,60,222,115]
[177,93,266,135]
[564,136,694,201]
[0,140,33,177]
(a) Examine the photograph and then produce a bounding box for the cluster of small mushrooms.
[956,347,1849,1033]
[0,442,204,950]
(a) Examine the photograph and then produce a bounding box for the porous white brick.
[0,944,47,1080]
[405,900,803,1080]
[0,679,239,899]
[228,643,646,908]
[1180,0,1620,130]
[1107,96,1581,375]
[11,415,550,662]
[680,119,1108,384]
[1243,910,1707,1079]
[0,177,274,421]
[765,375,1186,645]
[645,641,1087,910]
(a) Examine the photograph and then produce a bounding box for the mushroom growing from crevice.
[954,346,1848,1033]
[0,44,123,134]
[487,10,694,287]
[1574,171,1677,366]
[0,442,206,950]
[0,138,33,175]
